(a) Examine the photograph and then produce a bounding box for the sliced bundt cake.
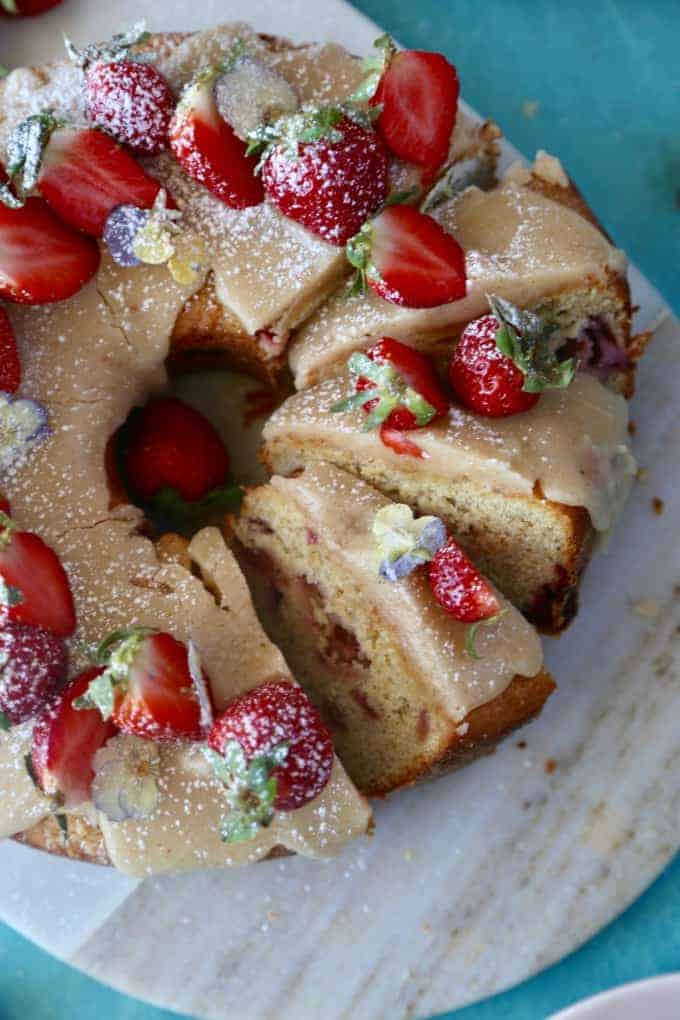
[231,463,555,795]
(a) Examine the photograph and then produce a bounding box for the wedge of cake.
[288,153,638,391]
[231,464,554,795]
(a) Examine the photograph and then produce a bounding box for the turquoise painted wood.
[1,1,678,1017]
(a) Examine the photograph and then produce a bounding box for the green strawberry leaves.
[349,34,396,105]
[0,711,10,731]
[246,105,345,168]
[148,481,243,538]
[204,739,289,844]
[1,110,60,205]
[488,294,576,393]
[74,626,156,719]
[331,351,438,430]
[64,21,150,70]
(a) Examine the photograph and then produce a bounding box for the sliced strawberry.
[371,49,459,174]
[0,308,20,393]
[0,518,76,637]
[0,0,62,14]
[347,204,466,308]
[170,65,264,209]
[379,426,427,458]
[429,537,500,622]
[36,126,166,237]
[257,110,388,245]
[208,679,334,811]
[81,629,207,742]
[0,621,68,725]
[0,197,100,304]
[31,668,117,807]
[449,313,539,417]
[83,61,174,156]
[0,497,10,515]
[122,396,230,503]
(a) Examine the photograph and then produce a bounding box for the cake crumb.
[651,497,664,515]
[521,99,540,119]
[627,421,637,436]
[516,740,527,749]
[544,758,557,774]
[631,597,661,619]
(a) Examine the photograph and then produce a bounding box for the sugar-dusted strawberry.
[449,297,576,418]
[118,396,239,534]
[0,196,100,304]
[347,204,466,307]
[0,0,62,14]
[3,113,165,236]
[0,621,68,726]
[0,308,20,393]
[251,108,389,245]
[429,537,501,623]
[208,679,334,819]
[66,25,174,156]
[0,514,76,637]
[31,668,117,807]
[354,36,459,175]
[77,628,207,742]
[170,63,264,209]
[333,337,448,436]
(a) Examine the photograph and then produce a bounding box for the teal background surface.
[1,1,678,1017]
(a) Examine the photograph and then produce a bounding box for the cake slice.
[262,368,635,632]
[288,153,637,390]
[231,464,554,795]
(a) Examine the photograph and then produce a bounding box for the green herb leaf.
[488,294,576,393]
[465,609,508,659]
[0,712,10,731]
[348,34,396,104]
[205,740,289,845]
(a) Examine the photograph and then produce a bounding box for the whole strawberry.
[429,537,501,623]
[0,621,68,726]
[208,679,334,822]
[0,0,62,15]
[250,108,389,246]
[449,297,576,418]
[66,25,175,155]
[347,203,466,307]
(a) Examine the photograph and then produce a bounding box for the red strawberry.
[379,426,426,459]
[347,204,466,307]
[208,679,333,811]
[334,337,448,436]
[0,621,68,725]
[170,65,264,209]
[0,517,76,636]
[84,61,175,156]
[0,497,10,515]
[31,668,117,806]
[122,396,230,503]
[82,628,207,742]
[429,537,500,622]
[0,308,20,393]
[0,0,62,14]
[449,314,539,418]
[257,110,388,245]
[371,47,459,174]
[0,196,100,304]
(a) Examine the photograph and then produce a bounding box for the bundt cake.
[0,16,644,872]
[231,464,554,795]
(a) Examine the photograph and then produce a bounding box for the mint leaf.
[488,295,576,393]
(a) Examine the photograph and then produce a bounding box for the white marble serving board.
[1,3,679,1019]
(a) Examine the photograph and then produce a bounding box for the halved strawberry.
[429,537,500,622]
[255,110,388,246]
[0,308,20,393]
[170,64,264,209]
[347,204,466,307]
[367,40,459,175]
[0,196,100,304]
[79,628,207,742]
[0,516,76,637]
[0,621,68,725]
[208,679,334,812]
[4,114,166,237]
[333,337,448,435]
[31,668,117,807]
[379,426,426,459]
